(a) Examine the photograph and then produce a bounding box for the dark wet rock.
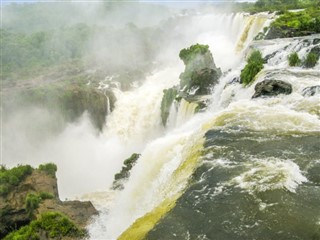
[265,26,316,40]
[313,38,320,45]
[302,85,320,97]
[252,80,292,98]
[310,46,320,57]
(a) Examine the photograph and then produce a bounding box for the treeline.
[1,2,170,81]
[234,0,319,13]
[1,23,164,81]
[1,24,91,79]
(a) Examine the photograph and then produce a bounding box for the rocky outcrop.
[252,80,292,98]
[160,87,178,126]
[112,153,140,190]
[302,85,320,97]
[160,44,221,126]
[2,83,116,131]
[0,164,97,239]
[179,44,221,96]
[265,26,316,40]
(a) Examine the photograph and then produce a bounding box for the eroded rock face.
[252,80,292,98]
[0,167,97,238]
[302,85,320,97]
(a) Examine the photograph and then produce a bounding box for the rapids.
[87,11,319,240]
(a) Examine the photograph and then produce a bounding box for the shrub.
[288,52,301,66]
[179,44,209,64]
[25,193,41,216]
[4,212,86,240]
[39,192,54,200]
[0,165,33,196]
[304,52,319,68]
[240,50,264,86]
[38,163,57,177]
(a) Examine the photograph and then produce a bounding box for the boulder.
[252,80,292,98]
[302,85,320,97]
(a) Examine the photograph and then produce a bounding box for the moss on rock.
[179,44,221,93]
[112,153,141,190]
[160,87,178,126]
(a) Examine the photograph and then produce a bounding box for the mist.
[1,1,244,199]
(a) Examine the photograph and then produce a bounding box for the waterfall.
[167,99,198,129]
[87,11,277,239]
[86,10,320,240]
[105,67,180,144]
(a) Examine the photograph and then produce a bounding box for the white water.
[3,8,319,239]
[88,13,320,239]
[87,11,294,239]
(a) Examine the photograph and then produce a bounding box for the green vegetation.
[0,165,33,196]
[113,153,141,190]
[288,52,301,66]
[178,44,221,94]
[303,52,319,68]
[233,0,319,13]
[38,192,55,200]
[25,193,41,216]
[240,50,264,86]
[269,8,320,37]
[25,192,55,217]
[38,163,57,177]
[1,25,92,80]
[179,44,210,65]
[4,212,86,240]
[160,88,178,126]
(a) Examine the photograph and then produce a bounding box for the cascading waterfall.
[105,67,180,145]
[87,11,286,239]
[88,10,319,240]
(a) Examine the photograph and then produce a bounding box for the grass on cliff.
[4,212,86,240]
[0,165,33,196]
[25,192,54,216]
[240,50,264,86]
[0,164,58,197]
[38,163,57,177]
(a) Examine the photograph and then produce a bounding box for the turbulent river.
[3,10,319,240]
[85,12,320,240]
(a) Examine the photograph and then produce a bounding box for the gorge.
[1,1,320,239]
